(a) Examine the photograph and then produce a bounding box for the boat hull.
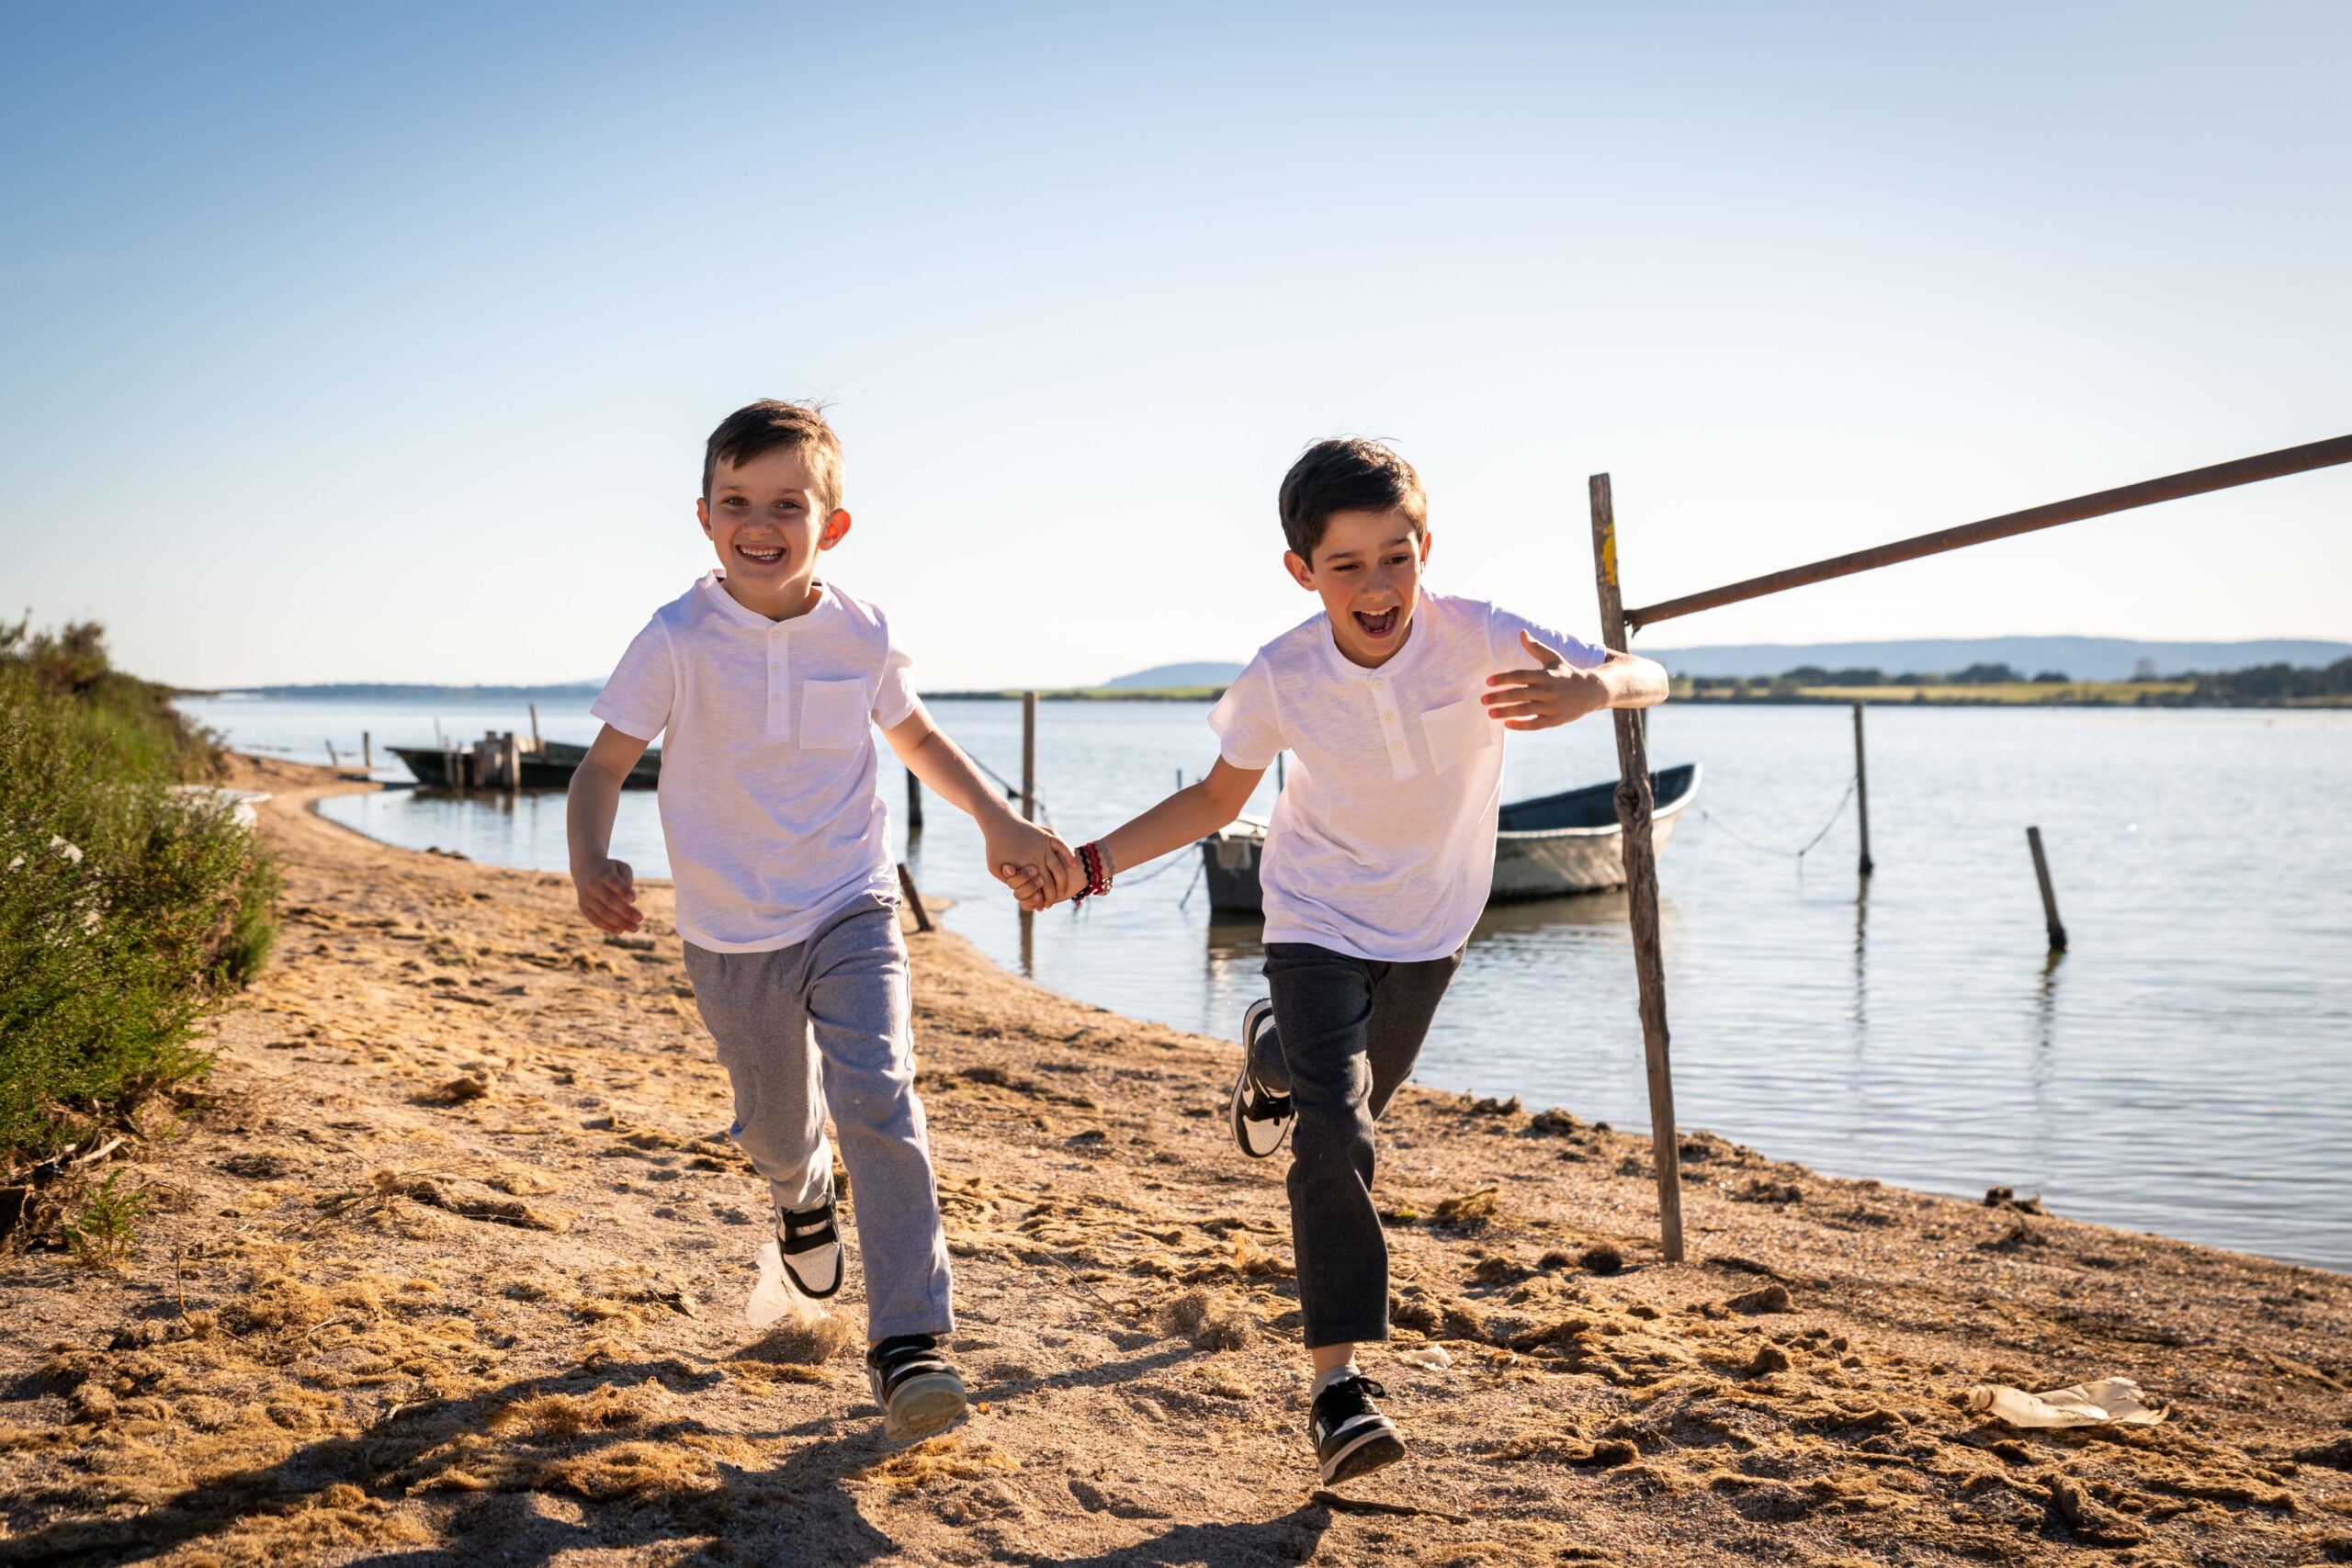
[388,741,660,790]
[1201,763,1699,914]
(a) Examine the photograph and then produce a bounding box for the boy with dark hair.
[1049,436,1667,1483]
[569,400,1076,1440]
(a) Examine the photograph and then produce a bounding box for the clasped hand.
[987,815,1080,913]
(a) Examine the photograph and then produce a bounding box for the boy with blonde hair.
[1047,437,1666,1483]
[569,400,1074,1440]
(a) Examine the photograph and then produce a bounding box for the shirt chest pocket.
[1421,695,1498,774]
[798,678,871,751]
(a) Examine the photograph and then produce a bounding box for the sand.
[1,755,2346,1566]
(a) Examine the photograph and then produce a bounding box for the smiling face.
[1285,507,1432,668]
[695,446,851,620]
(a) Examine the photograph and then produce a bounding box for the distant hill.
[1100,661,1246,690]
[1641,637,2352,682]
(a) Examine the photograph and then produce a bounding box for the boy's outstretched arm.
[1483,630,1668,730]
[1049,758,1264,906]
[883,702,1078,908]
[567,723,652,932]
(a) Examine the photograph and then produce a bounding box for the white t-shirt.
[591,573,919,952]
[1207,593,1607,963]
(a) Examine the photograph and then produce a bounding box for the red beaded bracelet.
[1071,840,1114,905]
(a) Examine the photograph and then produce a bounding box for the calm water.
[181,694,2352,1271]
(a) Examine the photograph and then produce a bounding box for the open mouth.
[735,543,786,568]
[1352,607,1400,639]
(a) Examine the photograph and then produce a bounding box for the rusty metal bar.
[1624,434,2352,632]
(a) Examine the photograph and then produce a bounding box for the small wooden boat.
[389,737,661,791]
[1200,762,1701,913]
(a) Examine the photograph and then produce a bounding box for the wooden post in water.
[906,772,924,835]
[362,731,373,771]
[528,703,542,750]
[504,732,521,795]
[1589,473,1686,1264]
[2027,827,2067,953]
[1852,700,1874,877]
[325,739,340,769]
[1021,691,1038,820]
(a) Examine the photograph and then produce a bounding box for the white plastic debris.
[1396,1345,1453,1371]
[747,1237,827,1329]
[164,786,270,829]
[1965,1376,2166,1427]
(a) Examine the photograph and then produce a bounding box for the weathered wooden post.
[1021,691,1038,821]
[362,730,373,771]
[2027,827,2068,952]
[503,731,521,795]
[528,702,542,750]
[1589,473,1686,1264]
[325,739,340,769]
[906,772,924,835]
[1852,700,1874,877]
[896,863,933,932]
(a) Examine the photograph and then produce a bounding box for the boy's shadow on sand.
[11,1339,1329,1568]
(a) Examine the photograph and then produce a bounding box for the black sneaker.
[776,1189,843,1300]
[1311,1374,1406,1484]
[1230,998,1295,1159]
[865,1334,968,1441]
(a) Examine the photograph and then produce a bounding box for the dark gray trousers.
[1255,942,1463,1349]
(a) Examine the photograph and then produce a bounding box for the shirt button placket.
[1374,677,1411,774]
[769,630,789,742]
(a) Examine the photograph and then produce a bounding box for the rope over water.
[1696,773,1860,862]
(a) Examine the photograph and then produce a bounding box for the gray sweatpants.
[682,894,954,1341]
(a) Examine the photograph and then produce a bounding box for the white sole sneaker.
[1230,998,1295,1159]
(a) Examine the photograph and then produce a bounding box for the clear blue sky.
[5,2,2347,688]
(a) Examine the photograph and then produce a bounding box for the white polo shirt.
[1207,593,1606,963]
[591,573,919,952]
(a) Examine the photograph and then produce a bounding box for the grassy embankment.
[1739,681,2197,705]
[0,621,280,1246]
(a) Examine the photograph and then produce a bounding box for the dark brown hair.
[1276,437,1427,561]
[701,400,845,513]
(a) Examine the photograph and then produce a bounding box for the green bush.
[0,619,278,1172]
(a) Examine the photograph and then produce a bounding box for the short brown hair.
[1277,437,1427,561]
[701,400,845,513]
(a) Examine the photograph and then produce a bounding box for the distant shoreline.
[175,682,2351,709]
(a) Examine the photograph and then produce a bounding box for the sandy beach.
[1,756,2346,1567]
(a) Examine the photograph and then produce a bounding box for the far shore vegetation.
[1,618,280,1235]
[1674,657,2352,707]
[934,658,2352,707]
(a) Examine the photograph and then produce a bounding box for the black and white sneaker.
[1230,998,1295,1159]
[865,1334,968,1441]
[776,1190,843,1300]
[1311,1374,1406,1484]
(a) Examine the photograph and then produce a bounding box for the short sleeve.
[1204,654,1285,770]
[871,612,919,729]
[589,616,674,741]
[1488,605,1608,673]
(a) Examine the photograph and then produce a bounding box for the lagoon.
[180,693,2352,1271]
